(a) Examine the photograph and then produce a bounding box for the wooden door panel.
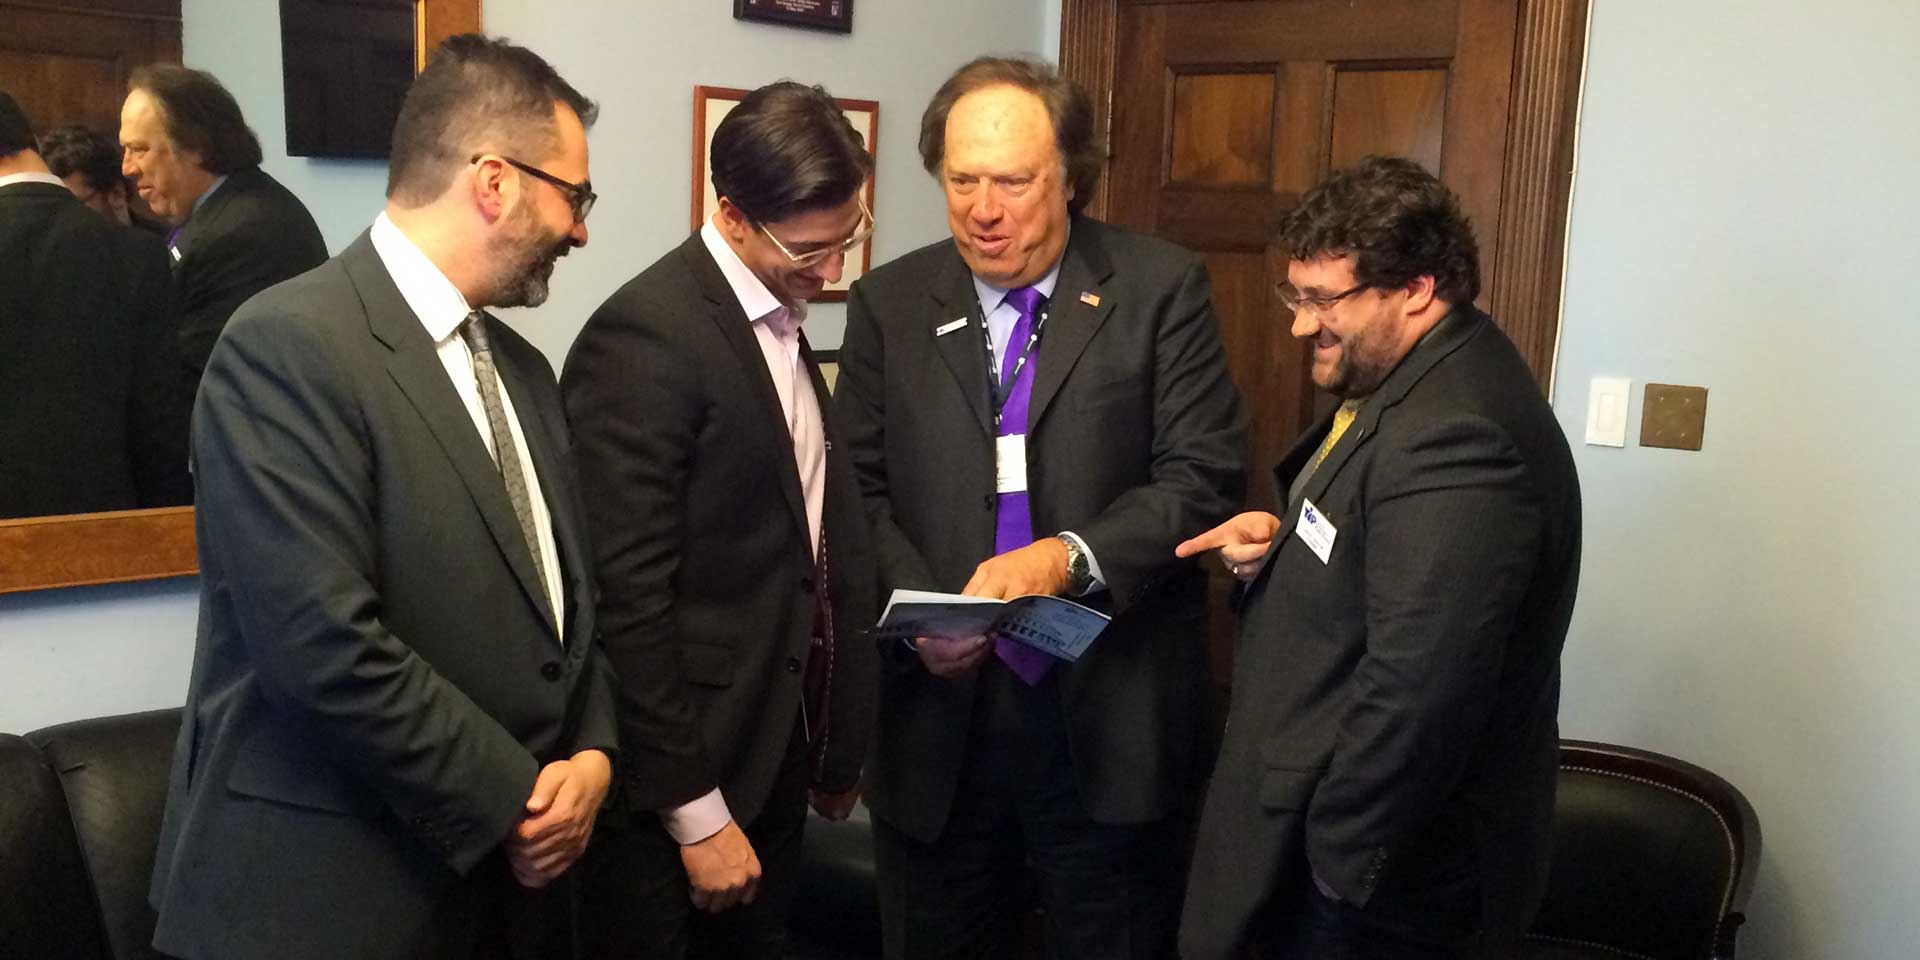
[0,4,182,134]
[1168,71,1276,187]
[1329,64,1449,172]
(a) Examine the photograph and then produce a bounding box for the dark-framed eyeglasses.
[758,195,875,268]
[1275,280,1371,316]
[470,153,596,223]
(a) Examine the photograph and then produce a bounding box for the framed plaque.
[733,0,853,34]
[692,85,879,303]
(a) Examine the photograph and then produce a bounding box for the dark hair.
[710,81,872,224]
[40,125,123,192]
[387,34,597,206]
[0,91,35,156]
[127,64,263,174]
[918,56,1100,213]
[1276,156,1481,305]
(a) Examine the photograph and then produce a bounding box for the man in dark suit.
[149,37,616,960]
[0,91,189,518]
[562,80,879,960]
[119,64,326,379]
[1175,156,1583,959]
[835,57,1247,959]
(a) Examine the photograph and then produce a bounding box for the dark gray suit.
[0,181,189,517]
[836,215,1247,957]
[562,234,879,957]
[149,234,617,960]
[1180,306,1581,958]
[169,166,326,377]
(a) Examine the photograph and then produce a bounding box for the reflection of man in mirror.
[562,80,879,960]
[0,90,190,519]
[119,65,326,380]
[40,125,133,226]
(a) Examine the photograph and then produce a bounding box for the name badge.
[995,434,1028,494]
[936,317,967,336]
[1295,497,1337,565]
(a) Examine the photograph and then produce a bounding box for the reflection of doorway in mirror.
[691,85,878,303]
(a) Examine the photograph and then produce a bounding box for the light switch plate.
[1584,376,1631,447]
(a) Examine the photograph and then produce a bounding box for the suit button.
[541,661,562,681]
[785,657,802,673]
[801,575,816,594]
[982,495,993,511]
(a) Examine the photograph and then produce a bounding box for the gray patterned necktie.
[459,311,550,597]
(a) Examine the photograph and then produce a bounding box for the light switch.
[1584,377,1631,447]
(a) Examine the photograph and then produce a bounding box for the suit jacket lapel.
[1268,306,1488,550]
[928,250,995,438]
[344,234,560,638]
[1029,220,1116,430]
[684,237,812,550]
[173,167,249,265]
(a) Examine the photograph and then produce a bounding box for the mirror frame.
[5,0,479,594]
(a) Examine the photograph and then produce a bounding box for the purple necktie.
[993,285,1054,685]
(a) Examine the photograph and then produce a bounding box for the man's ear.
[470,156,512,224]
[715,197,753,241]
[1402,273,1439,316]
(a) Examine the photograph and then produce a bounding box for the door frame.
[1058,0,1589,390]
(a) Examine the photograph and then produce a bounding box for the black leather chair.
[1520,739,1762,960]
[0,708,177,960]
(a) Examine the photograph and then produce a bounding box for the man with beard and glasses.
[1176,156,1581,959]
[149,35,617,960]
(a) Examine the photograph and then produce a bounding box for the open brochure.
[873,589,1112,662]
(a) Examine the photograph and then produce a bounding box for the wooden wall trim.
[1057,0,1118,219]
[415,0,480,70]
[1488,0,1589,389]
[0,1,179,24]
[0,507,196,594]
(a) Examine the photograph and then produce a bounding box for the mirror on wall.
[0,0,477,594]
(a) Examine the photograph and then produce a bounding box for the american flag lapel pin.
[1079,291,1101,307]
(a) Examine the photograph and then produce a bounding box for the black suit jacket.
[1179,307,1582,958]
[149,234,617,960]
[835,216,1248,841]
[0,181,189,517]
[170,165,326,377]
[561,234,878,827]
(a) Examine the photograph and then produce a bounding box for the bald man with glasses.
[561,80,879,960]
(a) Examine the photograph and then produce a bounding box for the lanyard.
[980,301,1049,428]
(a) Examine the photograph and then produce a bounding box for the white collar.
[369,211,475,342]
[0,172,68,190]
[699,217,800,326]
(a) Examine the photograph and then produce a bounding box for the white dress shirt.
[0,172,68,190]
[368,212,565,640]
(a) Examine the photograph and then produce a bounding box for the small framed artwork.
[692,84,879,303]
[733,0,853,34]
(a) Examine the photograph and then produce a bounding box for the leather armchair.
[1520,739,1762,960]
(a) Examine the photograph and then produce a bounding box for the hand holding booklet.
[873,589,1112,663]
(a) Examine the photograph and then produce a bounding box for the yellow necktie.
[1308,400,1362,473]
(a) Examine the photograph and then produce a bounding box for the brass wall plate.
[1640,383,1708,451]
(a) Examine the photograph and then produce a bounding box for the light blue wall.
[9,3,1920,953]
[1551,2,1920,957]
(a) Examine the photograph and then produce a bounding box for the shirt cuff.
[1058,531,1108,596]
[659,788,732,845]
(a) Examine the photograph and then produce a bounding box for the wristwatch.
[1056,534,1092,595]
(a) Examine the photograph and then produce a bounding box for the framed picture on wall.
[692,84,878,303]
[733,0,853,34]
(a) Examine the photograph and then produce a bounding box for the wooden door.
[0,0,183,135]
[1062,0,1587,688]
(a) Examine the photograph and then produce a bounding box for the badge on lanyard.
[996,434,1028,494]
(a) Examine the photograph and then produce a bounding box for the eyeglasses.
[1275,281,1371,316]
[757,196,875,268]
[470,154,596,223]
